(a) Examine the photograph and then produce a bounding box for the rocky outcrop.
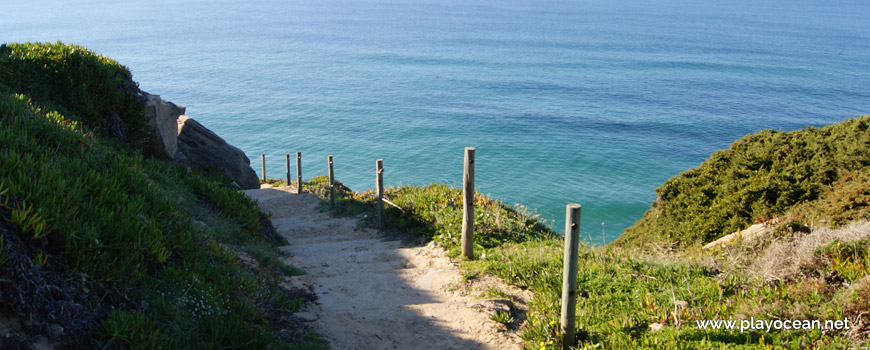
[142,92,184,160]
[703,217,784,249]
[137,91,259,188]
[177,115,260,189]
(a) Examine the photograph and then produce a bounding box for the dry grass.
[845,275,870,341]
[750,220,870,283]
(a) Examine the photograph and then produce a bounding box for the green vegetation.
[0,42,146,143]
[491,310,515,325]
[301,179,555,252]
[5,41,866,349]
[306,181,867,349]
[818,238,870,283]
[299,115,869,348]
[618,116,870,247]
[483,286,512,300]
[0,42,324,349]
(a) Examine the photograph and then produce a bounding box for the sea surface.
[5,0,870,243]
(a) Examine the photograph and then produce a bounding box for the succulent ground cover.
[0,42,325,349]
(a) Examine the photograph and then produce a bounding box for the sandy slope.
[243,184,530,350]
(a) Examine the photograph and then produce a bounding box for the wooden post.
[296,151,302,194]
[260,154,266,183]
[376,159,384,231]
[285,154,291,186]
[328,155,335,208]
[561,203,581,350]
[461,147,475,260]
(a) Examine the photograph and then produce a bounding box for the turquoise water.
[6,0,870,243]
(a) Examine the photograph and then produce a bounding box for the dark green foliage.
[0,42,145,142]
[790,170,870,228]
[183,169,262,236]
[0,93,168,282]
[0,43,323,349]
[619,115,870,247]
[97,310,177,349]
[0,91,321,348]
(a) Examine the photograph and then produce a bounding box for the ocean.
[5,0,869,242]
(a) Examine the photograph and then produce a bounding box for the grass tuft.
[491,310,514,325]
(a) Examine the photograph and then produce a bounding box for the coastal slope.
[2,41,868,349]
[0,42,323,348]
[617,115,870,247]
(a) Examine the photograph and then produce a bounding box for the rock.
[176,115,260,189]
[703,218,782,250]
[648,323,666,332]
[142,92,184,160]
[173,151,188,163]
[467,299,513,316]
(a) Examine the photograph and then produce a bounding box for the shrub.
[619,115,870,247]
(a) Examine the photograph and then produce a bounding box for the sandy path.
[244,185,529,350]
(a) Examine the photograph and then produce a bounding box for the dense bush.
[618,115,870,247]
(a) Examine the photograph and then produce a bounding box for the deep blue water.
[5,0,870,243]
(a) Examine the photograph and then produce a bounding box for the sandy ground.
[244,184,531,350]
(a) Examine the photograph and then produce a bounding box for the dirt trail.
[244,184,530,350]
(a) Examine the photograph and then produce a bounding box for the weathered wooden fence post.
[285,154,291,186]
[561,203,581,350]
[296,151,302,194]
[376,159,385,231]
[461,147,475,260]
[260,154,266,183]
[328,155,335,208]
